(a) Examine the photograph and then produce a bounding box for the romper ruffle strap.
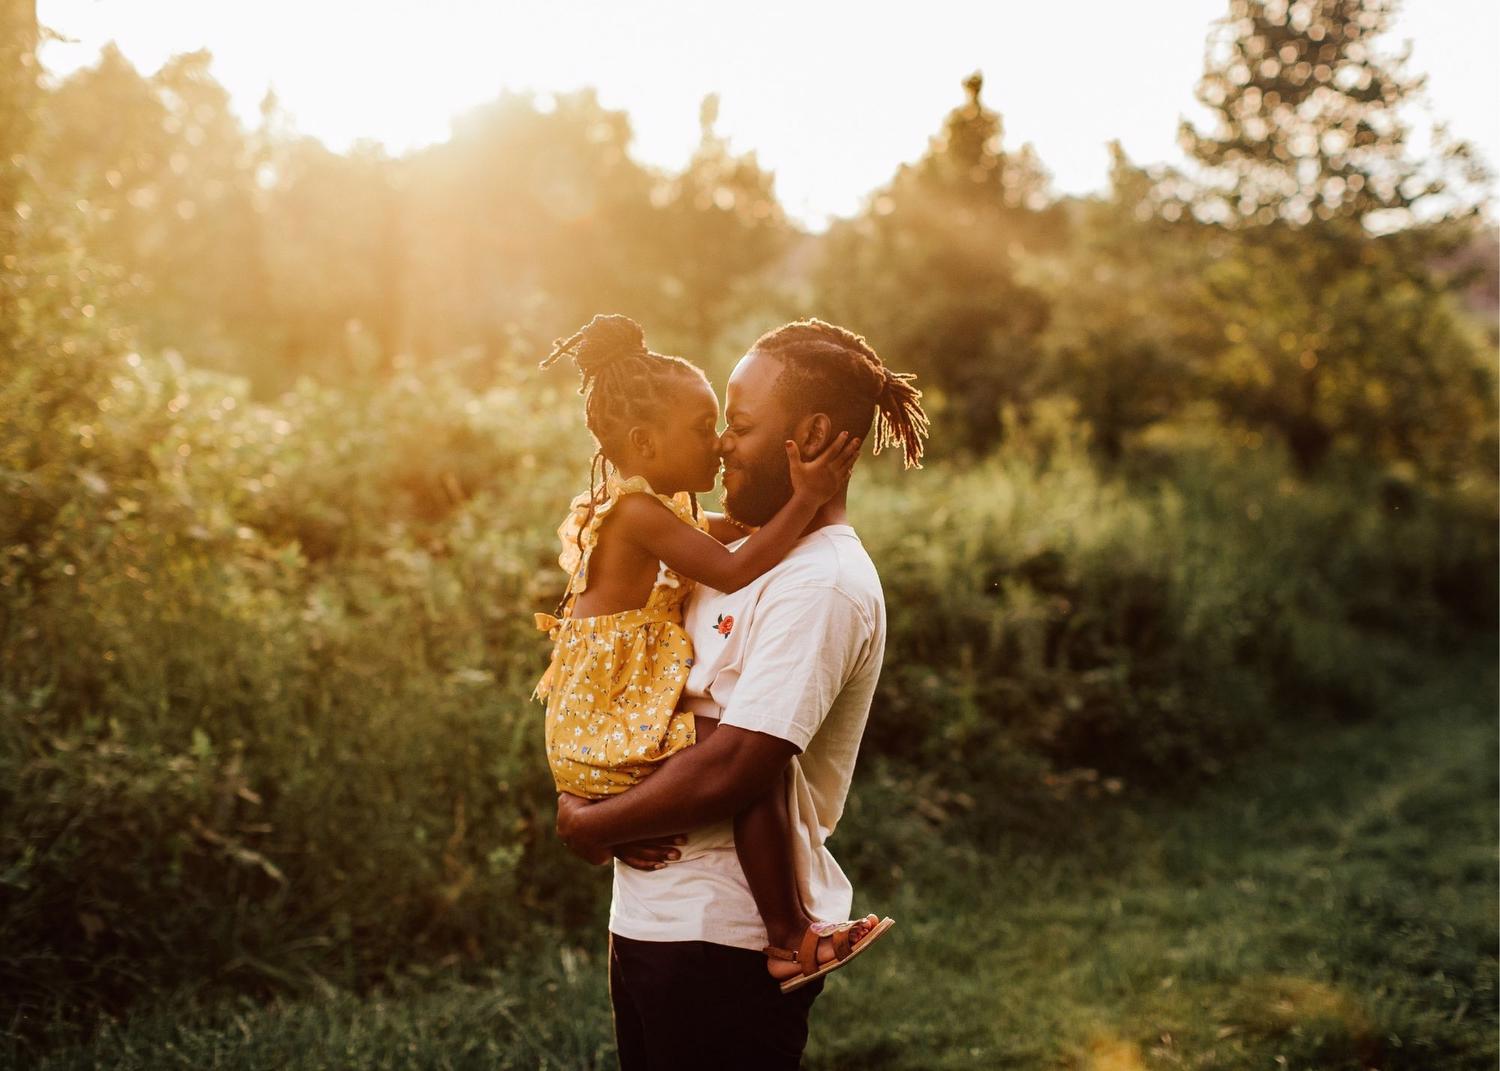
[555,473,703,599]
[532,612,561,699]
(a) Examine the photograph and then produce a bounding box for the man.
[556,318,929,1069]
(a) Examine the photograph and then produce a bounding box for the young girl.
[534,314,893,992]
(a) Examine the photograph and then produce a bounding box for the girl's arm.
[615,433,859,594]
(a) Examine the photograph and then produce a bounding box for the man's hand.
[556,793,610,865]
[558,793,688,870]
[613,835,687,872]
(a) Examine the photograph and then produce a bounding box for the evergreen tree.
[817,73,1063,452]
[1172,0,1493,476]
[1178,0,1485,230]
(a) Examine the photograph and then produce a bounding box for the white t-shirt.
[608,523,886,950]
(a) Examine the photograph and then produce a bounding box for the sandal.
[764,915,896,994]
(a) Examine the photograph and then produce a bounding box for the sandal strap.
[831,923,854,961]
[772,919,874,976]
[797,926,821,977]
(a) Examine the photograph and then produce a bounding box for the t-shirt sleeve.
[718,585,872,751]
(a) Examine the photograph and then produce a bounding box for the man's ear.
[795,413,833,457]
[627,425,654,459]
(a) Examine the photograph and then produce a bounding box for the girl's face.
[637,378,722,494]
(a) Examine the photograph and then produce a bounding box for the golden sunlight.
[38,0,1497,226]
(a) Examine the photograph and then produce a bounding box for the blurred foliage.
[1,0,1496,1049]
[27,49,790,395]
[817,73,1064,453]
[34,46,270,375]
[1177,0,1488,230]
[1160,0,1498,475]
[1025,146,1222,460]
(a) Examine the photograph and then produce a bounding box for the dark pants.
[609,932,824,1071]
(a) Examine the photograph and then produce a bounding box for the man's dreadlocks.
[751,318,929,469]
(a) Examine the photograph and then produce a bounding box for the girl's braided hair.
[540,314,708,608]
[751,318,929,469]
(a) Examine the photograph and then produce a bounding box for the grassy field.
[14,651,1496,1071]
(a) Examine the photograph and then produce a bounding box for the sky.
[37,0,1500,229]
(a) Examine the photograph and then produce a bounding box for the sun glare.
[35,0,1500,226]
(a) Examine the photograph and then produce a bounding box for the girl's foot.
[763,915,881,982]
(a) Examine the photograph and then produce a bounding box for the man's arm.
[559,571,870,861]
[557,724,797,855]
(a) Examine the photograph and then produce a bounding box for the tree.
[0,3,141,574]
[0,0,38,372]
[624,94,790,361]
[1178,0,1485,230]
[0,0,37,262]
[33,47,270,373]
[255,111,405,386]
[1171,0,1493,476]
[1033,145,1222,460]
[400,90,659,370]
[816,73,1064,452]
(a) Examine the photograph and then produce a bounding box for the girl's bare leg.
[734,770,812,952]
[696,718,874,978]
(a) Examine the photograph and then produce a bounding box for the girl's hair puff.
[541,313,708,467]
[540,314,708,609]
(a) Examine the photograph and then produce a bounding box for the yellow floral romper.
[533,473,703,798]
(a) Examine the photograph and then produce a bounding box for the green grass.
[14,653,1497,1071]
[808,655,1498,1071]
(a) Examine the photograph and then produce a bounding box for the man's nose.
[716,431,732,455]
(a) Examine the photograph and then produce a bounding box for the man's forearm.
[570,726,794,847]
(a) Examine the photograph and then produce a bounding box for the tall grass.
[17,651,1496,1069]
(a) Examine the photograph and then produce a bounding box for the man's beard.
[722,443,794,528]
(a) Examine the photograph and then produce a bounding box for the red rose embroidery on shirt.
[715,614,734,637]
